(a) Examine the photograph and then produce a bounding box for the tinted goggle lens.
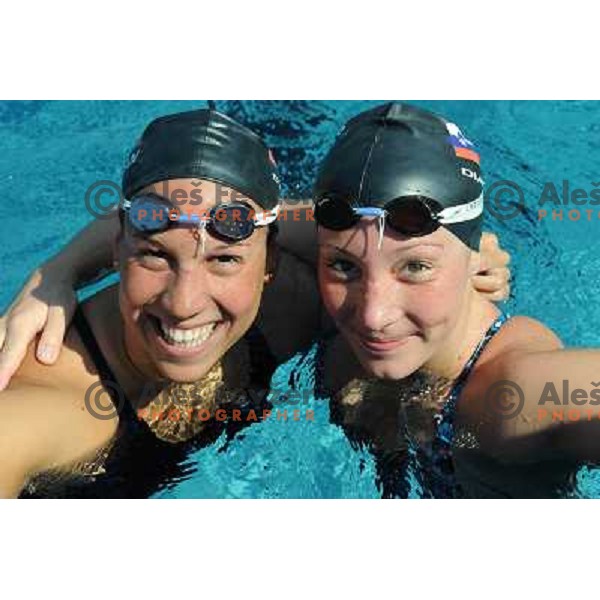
[385,196,440,236]
[210,205,255,240]
[314,196,360,230]
[124,194,258,241]
[315,195,441,237]
[127,194,171,232]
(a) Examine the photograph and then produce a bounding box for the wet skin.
[316,220,573,497]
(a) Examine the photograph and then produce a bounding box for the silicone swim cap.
[313,102,484,250]
[122,108,280,210]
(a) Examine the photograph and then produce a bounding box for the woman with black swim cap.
[268,102,600,498]
[0,104,511,498]
[0,107,326,497]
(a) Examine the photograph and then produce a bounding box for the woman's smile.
[142,312,229,360]
[356,334,414,356]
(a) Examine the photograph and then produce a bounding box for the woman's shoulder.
[0,322,119,495]
[8,288,114,393]
[4,286,121,441]
[456,313,564,442]
[460,313,563,395]
[481,314,563,368]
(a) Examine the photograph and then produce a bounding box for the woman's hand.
[472,232,511,302]
[0,260,77,391]
[0,212,119,392]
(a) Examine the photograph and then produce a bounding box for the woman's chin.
[340,330,426,380]
[153,360,219,383]
[352,343,426,380]
[361,360,421,380]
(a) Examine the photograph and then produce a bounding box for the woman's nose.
[163,267,212,321]
[357,277,401,334]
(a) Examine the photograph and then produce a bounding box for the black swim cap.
[313,102,484,250]
[122,108,280,210]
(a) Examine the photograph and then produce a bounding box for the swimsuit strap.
[434,310,510,446]
[73,305,136,423]
[75,305,276,419]
[405,310,509,498]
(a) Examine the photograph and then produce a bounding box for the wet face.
[318,219,477,380]
[116,178,273,383]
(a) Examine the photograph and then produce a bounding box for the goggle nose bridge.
[353,207,388,249]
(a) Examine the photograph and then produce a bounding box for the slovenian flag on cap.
[446,122,480,165]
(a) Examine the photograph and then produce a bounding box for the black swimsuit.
[20,306,277,499]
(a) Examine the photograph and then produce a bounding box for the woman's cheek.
[406,273,466,334]
[120,264,166,309]
[319,276,347,320]
[214,265,265,322]
[403,281,451,331]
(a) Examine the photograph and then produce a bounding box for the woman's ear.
[113,227,124,270]
[265,232,280,284]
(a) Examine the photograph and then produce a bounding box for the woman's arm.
[0,213,119,390]
[504,347,600,462]
[461,318,600,464]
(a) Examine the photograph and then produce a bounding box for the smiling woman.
[268,102,600,498]
[0,107,320,498]
[0,102,513,498]
[116,178,273,383]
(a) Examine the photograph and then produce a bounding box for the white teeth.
[158,321,216,347]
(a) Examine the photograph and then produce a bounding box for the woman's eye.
[407,261,428,272]
[402,261,433,279]
[209,255,242,267]
[326,258,359,278]
[139,249,165,259]
[136,249,170,267]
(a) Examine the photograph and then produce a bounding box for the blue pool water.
[2,100,600,497]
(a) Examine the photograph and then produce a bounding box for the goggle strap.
[200,223,207,255]
[352,207,387,250]
[377,212,386,250]
[254,204,281,226]
[437,194,484,224]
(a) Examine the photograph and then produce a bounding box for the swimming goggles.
[121,193,280,243]
[314,194,483,248]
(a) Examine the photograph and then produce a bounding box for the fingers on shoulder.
[481,232,499,248]
[473,268,510,291]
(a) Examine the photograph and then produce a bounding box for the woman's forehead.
[139,178,262,211]
[317,221,454,254]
